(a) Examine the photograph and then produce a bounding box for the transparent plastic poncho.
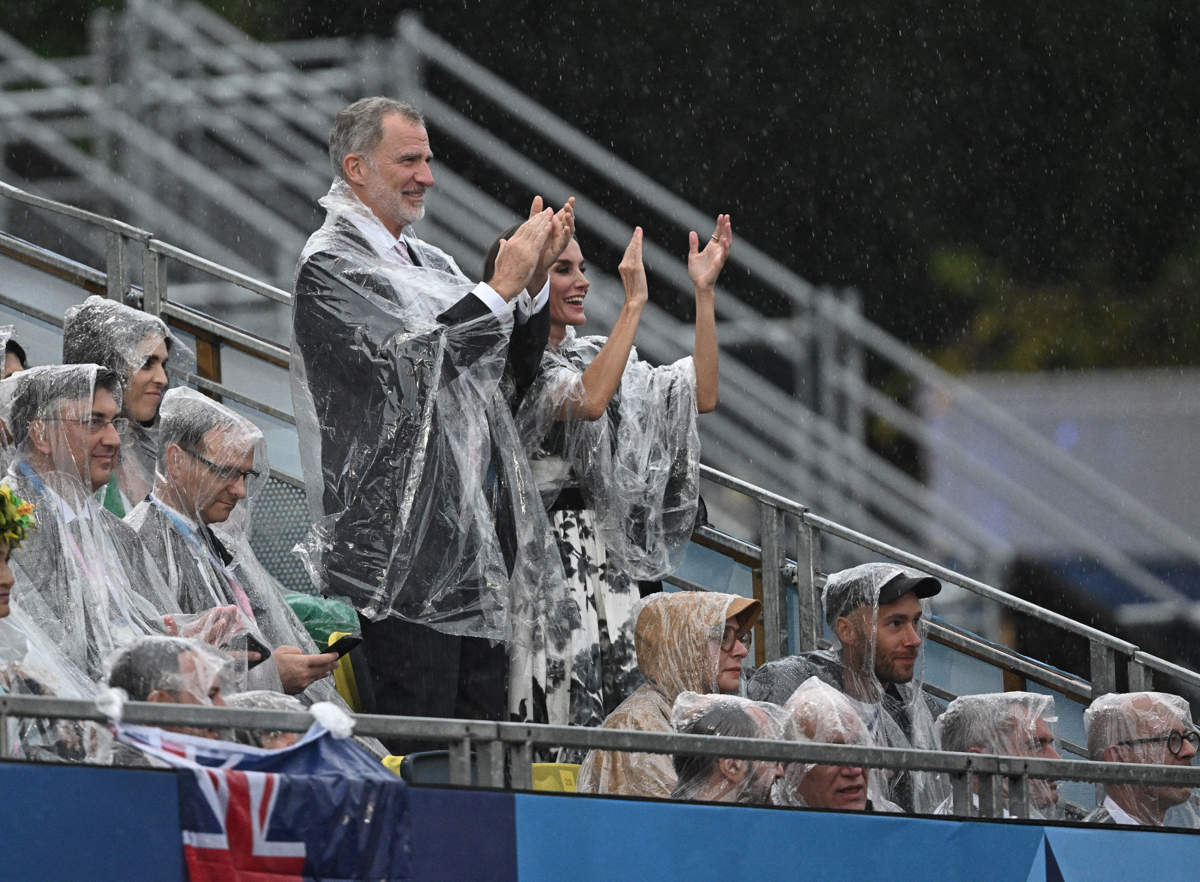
[747,562,947,812]
[576,591,760,799]
[669,691,784,804]
[62,295,195,513]
[933,691,1060,817]
[516,328,700,579]
[1084,691,1199,827]
[1,365,172,678]
[224,690,306,749]
[125,388,345,702]
[772,676,899,812]
[290,180,567,643]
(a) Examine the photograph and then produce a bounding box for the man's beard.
[366,175,423,229]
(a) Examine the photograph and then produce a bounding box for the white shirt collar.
[1104,795,1142,825]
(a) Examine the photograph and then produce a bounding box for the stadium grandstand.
[0,2,1197,878]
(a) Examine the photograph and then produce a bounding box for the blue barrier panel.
[0,760,183,881]
[513,792,1200,882]
[407,786,518,881]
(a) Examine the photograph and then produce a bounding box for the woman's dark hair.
[672,703,759,786]
[5,339,27,370]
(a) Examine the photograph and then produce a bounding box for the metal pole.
[448,736,472,786]
[794,519,821,652]
[758,501,785,661]
[950,771,972,817]
[142,246,167,316]
[1007,774,1029,819]
[977,772,1001,818]
[1127,658,1154,692]
[1089,641,1118,698]
[104,230,129,302]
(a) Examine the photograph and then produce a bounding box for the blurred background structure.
[2,0,1200,702]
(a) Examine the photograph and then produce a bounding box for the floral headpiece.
[0,484,35,551]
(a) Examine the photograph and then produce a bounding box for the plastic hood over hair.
[62,296,195,509]
[575,591,758,799]
[125,388,354,707]
[670,691,784,805]
[1084,691,1198,825]
[289,179,567,642]
[773,676,895,811]
[105,635,233,704]
[517,327,700,579]
[225,690,305,748]
[0,365,172,677]
[935,691,1059,815]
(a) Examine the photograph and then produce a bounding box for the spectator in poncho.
[126,387,339,696]
[669,691,783,804]
[497,217,728,733]
[2,365,169,678]
[290,96,576,736]
[748,562,947,812]
[577,591,759,799]
[62,296,187,516]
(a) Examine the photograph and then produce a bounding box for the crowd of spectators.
[0,93,1192,832]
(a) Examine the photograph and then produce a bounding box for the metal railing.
[3,693,1199,823]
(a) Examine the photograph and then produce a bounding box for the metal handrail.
[3,693,1199,822]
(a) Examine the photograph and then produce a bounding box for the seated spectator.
[774,676,899,812]
[934,691,1070,818]
[577,591,759,798]
[2,365,170,676]
[4,338,27,378]
[126,387,338,696]
[225,690,306,749]
[62,296,184,516]
[106,635,232,741]
[748,562,945,812]
[669,691,783,804]
[1084,691,1198,826]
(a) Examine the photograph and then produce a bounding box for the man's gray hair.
[936,692,1054,754]
[328,97,425,179]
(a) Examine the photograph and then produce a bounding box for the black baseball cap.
[823,566,941,626]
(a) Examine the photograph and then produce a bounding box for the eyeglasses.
[43,416,129,435]
[1116,729,1200,757]
[181,447,259,483]
[719,626,752,652]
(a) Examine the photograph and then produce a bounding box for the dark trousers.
[358,614,507,755]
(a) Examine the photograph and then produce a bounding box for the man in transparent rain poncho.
[773,676,900,813]
[62,296,183,517]
[748,562,946,812]
[1,365,170,679]
[291,96,576,733]
[577,591,760,798]
[933,691,1073,819]
[1083,691,1199,827]
[126,388,340,697]
[669,691,783,805]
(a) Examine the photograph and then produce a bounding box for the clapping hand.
[618,226,648,310]
[687,213,733,292]
[489,202,554,301]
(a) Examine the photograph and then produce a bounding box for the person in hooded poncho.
[669,691,783,804]
[126,387,340,697]
[772,676,901,812]
[1083,691,1199,827]
[747,562,947,812]
[1,365,171,679]
[933,691,1077,819]
[496,217,729,733]
[577,591,759,798]
[62,296,187,517]
[290,96,577,733]
[0,481,109,762]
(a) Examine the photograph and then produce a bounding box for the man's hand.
[164,605,242,646]
[488,205,554,301]
[618,226,648,311]
[273,645,340,695]
[687,213,733,294]
[527,196,576,294]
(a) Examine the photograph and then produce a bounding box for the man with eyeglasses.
[127,388,339,696]
[1083,691,1199,826]
[1,364,169,678]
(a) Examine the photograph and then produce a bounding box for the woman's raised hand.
[687,214,733,292]
[618,226,649,310]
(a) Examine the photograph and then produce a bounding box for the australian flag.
[116,723,411,881]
